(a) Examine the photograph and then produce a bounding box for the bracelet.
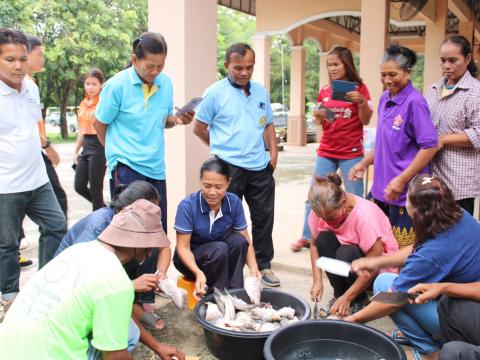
[42,139,51,149]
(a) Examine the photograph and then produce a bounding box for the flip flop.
[140,312,164,331]
[411,347,423,360]
[390,328,412,346]
[290,238,310,252]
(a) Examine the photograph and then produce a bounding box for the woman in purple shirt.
[350,45,438,248]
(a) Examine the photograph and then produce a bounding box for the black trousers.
[173,232,249,290]
[315,231,367,302]
[457,198,475,216]
[438,296,480,360]
[224,161,275,271]
[74,135,106,211]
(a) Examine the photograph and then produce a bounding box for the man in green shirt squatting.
[0,199,184,360]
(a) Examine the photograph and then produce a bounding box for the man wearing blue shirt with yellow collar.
[193,43,279,287]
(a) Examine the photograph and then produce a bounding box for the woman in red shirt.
[292,46,373,251]
[74,68,106,210]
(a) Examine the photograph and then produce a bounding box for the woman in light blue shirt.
[94,32,194,232]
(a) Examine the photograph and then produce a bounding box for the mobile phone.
[174,97,203,116]
[316,104,335,122]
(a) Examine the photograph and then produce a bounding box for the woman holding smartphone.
[291,46,373,252]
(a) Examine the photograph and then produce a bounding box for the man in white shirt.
[0,27,66,311]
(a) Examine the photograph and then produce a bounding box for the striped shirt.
[426,71,480,200]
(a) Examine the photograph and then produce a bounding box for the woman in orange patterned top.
[74,69,106,210]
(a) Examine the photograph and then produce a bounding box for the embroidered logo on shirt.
[259,102,266,109]
[392,115,403,131]
[259,116,267,127]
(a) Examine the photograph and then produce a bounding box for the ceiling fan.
[398,0,429,21]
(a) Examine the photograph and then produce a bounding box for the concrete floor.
[2,141,395,359]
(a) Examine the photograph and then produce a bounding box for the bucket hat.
[98,199,169,248]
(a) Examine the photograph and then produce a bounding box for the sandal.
[411,347,422,360]
[290,238,310,252]
[391,328,412,346]
[140,312,164,331]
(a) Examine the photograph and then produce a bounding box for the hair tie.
[421,176,434,185]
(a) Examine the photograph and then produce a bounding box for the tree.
[216,6,256,79]
[1,0,147,139]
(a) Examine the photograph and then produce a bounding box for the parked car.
[271,103,289,128]
[46,111,78,132]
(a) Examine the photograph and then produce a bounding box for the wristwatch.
[42,139,51,149]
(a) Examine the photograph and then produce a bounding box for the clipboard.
[332,80,356,102]
[174,97,203,116]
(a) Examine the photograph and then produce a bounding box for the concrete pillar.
[317,51,329,142]
[423,0,448,90]
[252,34,271,93]
[458,21,474,40]
[148,0,214,232]
[287,45,306,146]
[360,0,390,126]
[319,52,329,89]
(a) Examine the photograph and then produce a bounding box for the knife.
[316,257,351,277]
[370,291,419,305]
[313,299,319,320]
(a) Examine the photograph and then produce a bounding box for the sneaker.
[290,238,310,252]
[1,299,13,315]
[261,269,280,287]
[19,255,34,269]
[19,238,29,250]
[318,297,337,318]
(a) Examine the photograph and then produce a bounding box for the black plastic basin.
[264,319,407,360]
[194,288,311,360]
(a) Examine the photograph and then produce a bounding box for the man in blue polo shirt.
[193,43,279,287]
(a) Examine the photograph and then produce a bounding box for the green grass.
[47,132,77,144]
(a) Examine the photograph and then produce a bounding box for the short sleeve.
[353,216,383,254]
[95,80,122,125]
[358,83,373,111]
[308,211,326,241]
[317,87,327,104]
[195,89,216,125]
[406,98,438,149]
[392,253,443,293]
[165,77,174,116]
[230,195,248,230]
[90,282,134,351]
[174,200,194,234]
[265,96,273,125]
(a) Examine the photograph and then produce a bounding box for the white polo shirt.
[0,78,48,193]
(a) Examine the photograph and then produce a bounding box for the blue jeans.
[301,155,364,240]
[0,182,66,300]
[374,273,442,354]
[87,318,140,359]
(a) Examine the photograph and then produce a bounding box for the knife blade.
[313,299,319,319]
[370,291,419,305]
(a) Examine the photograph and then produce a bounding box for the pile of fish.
[204,276,299,332]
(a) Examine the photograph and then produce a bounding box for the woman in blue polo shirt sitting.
[346,175,480,360]
[174,158,261,298]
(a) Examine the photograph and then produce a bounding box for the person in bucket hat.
[0,199,184,360]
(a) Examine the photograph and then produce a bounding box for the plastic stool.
[177,275,198,310]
